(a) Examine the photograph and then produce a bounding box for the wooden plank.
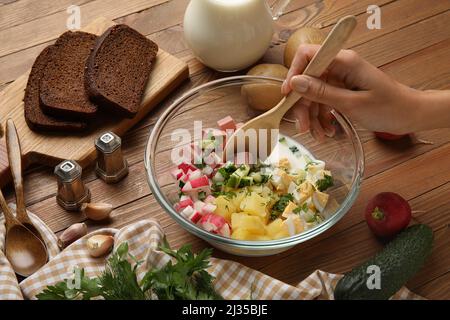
[325,0,450,48]
[0,0,94,30]
[115,0,189,36]
[414,272,450,300]
[381,39,450,89]
[409,182,450,230]
[0,0,168,57]
[354,10,450,67]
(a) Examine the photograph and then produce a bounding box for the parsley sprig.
[36,240,222,300]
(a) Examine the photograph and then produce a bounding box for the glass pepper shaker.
[54,160,91,211]
[95,132,128,183]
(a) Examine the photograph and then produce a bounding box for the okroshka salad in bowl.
[145,76,364,256]
[172,131,335,241]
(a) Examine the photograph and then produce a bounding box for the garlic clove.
[86,234,114,257]
[81,202,113,221]
[58,223,88,249]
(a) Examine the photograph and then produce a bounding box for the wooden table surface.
[0,0,449,299]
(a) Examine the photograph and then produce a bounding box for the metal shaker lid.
[95,132,121,154]
[54,160,82,182]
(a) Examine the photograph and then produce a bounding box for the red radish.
[201,203,217,214]
[219,223,231,237]
[204,195,216,204]
[365,192,412,238]
[189,211,202,224]
[202,165,214,177]
[204,152,222,168]
[217,116,236,131]
[199,213,230,236]
[175,196,194,212]
[374,132,408,140]
[182,175,210,192]
[194,200,206,212]
[170,168,184,180]
[185,169,202,182]
[212,170,225,183]
[178,162,197,174]
[180,205,195,219]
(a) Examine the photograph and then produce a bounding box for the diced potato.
[312,190,329,212]
[283,214,304,236]
[280,171,295,187]
[231,228,270,241]
[239,192,267,218]
[230,189,248,208]
[278,158,291,170]
[297,181,314,203]
[214,196,237,222]
[281,201,298,218]
[231,213,266,235]
[266,219,289,239]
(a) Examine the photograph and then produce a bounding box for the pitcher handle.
[270,0,291,20]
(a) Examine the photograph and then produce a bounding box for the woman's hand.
[281,44,427,139]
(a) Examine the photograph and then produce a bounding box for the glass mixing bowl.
[145,76,364,256]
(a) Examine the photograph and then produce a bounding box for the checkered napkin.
[0,205,423,300]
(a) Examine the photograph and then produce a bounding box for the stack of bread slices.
[24,24,158,132]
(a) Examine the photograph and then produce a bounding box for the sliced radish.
[185,169,202,182]
[202,165,214,176]
[182,176,209,192]
[175,197,194,212]
[178,162,197,174]
[203,152,222,168]
[194,200,206,212]
[180,205,194,219]
[189,211,202,224]
[171,168,184,180]
[217,116,236,131]
[219,223,231,237]
[212,171,225,183]
[199,213,229,235]
[201,203,217,214]
[204,195,216,204]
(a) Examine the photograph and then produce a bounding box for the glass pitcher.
[183,0,291,72]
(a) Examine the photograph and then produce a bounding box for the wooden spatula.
[224,15,357,159]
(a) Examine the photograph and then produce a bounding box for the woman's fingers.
[318,105,336,137]
[282,44,321,94]
[309,103,326,141]
[292,100,311,133]
[290,74,362,112]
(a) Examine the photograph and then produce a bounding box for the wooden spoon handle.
[5,119,28,223]
[0,188,16,231]
[277,15,357,115]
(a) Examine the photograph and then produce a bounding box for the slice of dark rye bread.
[39,31,98,120]
[24,45,87,132]
[85,24,158,118]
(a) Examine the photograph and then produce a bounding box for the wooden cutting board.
[0,17,189,187]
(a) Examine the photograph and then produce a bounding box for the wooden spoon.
[0,184,48,277]
[224,15,357,158]
[6,119,45,242]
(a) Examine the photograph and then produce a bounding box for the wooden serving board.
[0,17,189,187]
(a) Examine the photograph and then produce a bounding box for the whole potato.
[284,27,326,68]
[242,64,288,111]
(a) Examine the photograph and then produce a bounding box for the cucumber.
[334,224,433,300]
[226,165,250,188]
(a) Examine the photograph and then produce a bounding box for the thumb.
[290,75,359,110]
